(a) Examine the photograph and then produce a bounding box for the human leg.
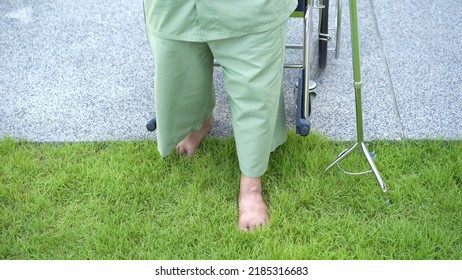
[149,35,215,157]
[209,21,288,230]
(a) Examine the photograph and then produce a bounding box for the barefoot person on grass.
[144,0,298,230]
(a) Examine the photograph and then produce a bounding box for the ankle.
[240,174,262,193]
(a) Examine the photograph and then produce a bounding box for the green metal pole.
[349,0,364,143]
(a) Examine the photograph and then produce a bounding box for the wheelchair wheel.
[318,0,329,70]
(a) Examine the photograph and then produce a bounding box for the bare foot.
[176,117,212,157]
[238,174,269,231]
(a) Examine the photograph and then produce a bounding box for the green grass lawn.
[1,132,461,259]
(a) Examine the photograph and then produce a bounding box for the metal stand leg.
[325,0,387,192]
[325,142,358,171]
[360,142,387,192]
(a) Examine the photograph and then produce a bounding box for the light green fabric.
[149,22,289,177]
[144,0,298,42]
[207,24,289,177]
[149,36,216,158]
[145,1,294,177]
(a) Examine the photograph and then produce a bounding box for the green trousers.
[148,21,288,178]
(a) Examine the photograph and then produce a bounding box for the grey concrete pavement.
[1,0,461,142]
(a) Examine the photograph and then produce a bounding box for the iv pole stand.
[325,0,387,192]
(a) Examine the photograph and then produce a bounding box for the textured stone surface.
[1,0,460,142]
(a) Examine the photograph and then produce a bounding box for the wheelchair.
[284,0,342,137]
[145,0,387,192]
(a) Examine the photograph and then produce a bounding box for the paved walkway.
[1,0,461,142]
